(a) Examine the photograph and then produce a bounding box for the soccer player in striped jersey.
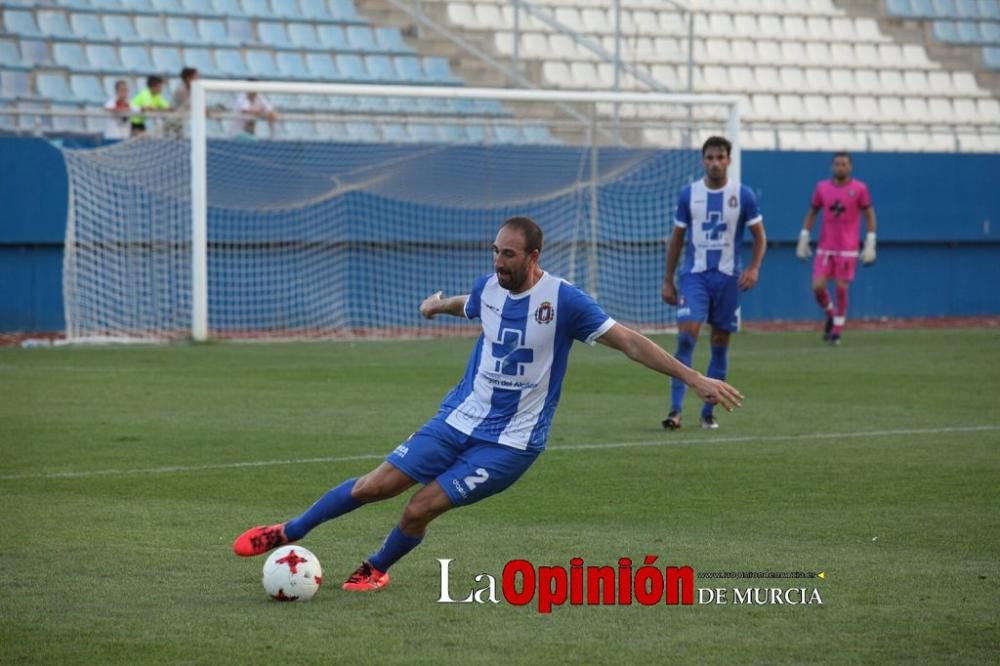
[661,136,767,430]
[796,152,877,345]
[234,216,743,591]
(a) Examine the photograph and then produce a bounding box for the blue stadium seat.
[317,24,349,50]
[88,44,126,72]
[258,22,290,47]
[328,0,364,23]
[70,74,106,104]
[957,20,987,42]
[335,54,368,81]
[179,0,213,15]
[493,126,523,144]
[284,120,317,140]
[0,70,30,99]
[955,0,983,18]
[463,125,486,143]
[909,0,935,17]
[276,51,311,80]
[3,10,42,37]
[394,56,424,82]
[166,17,199,44]
[932,20,961,41]
[271,0,301,19]
[423,57,461,84]
[885,0,916,17]
[37,72,74,103]
[104,15,141,42]
[381,123,408,142]
[16,101,52,133]
[71,13,107,40]
[437,124,467,142]
[212,0,245,16]
[153,46,182,74]
[151,0,185,12]
[216,49,250,76]
[930,0,961,17]
[37,10,75,39]
[984,46,1000,68]
[315,121,350,142]
[300,0,330,19]
[245,49,280,78]
[227,18,254,45]
[184,47,219,77]
[365,55,401,82]
[346,26,378,52]
[523,125,555,145]
[90,0,125,9]
[287,22,319,48]
[199,18,239,46]
[982,0,1000,19]
[18,39,51,67]
[54,42,88,70]
[120,45,154,73]
[135,15,167,42]
[374,27,415,54]
[241,0,274,18]
[983,21,1000,41]
[408,123,440,143]
[0,39,19,67]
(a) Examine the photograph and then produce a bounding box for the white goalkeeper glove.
[796,229,812,260]
[861,232,876,265]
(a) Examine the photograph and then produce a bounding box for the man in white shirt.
[228,90,277,138]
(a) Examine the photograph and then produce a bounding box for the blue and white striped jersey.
[439,272,615,451]
[674,179,763,276]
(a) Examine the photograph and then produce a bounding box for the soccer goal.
[62,82,741,343]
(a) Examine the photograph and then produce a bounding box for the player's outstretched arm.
[420,290,469,319]
[597,324,744,411]
[662,226,686,305]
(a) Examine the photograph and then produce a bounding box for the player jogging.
[661,136,766,431]
[234,216,743,591]
[796,152,877,345]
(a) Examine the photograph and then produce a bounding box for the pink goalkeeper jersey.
[811,179,872,253]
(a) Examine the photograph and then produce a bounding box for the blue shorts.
[676,271,741,332]
[386,417,541,507]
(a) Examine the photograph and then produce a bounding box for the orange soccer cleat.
[341,561,390,592]
[232,523,291,557]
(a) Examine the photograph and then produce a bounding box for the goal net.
[62,82,740,342]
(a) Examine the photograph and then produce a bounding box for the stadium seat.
[276,52,311,80]
[328,0,365,23]
[317,24,349,50]
[70,13,107,40]
[245,50,280,78]
[374,27,415,54]
[258,22,290,47]
[212,0,244,16]
[394,55,424,82]
[51,102,87,134]
[984,46,1000,69]
[287,22,320,48]
[151,0,185,12]
[335,54,368,81]
[424,57,461,84]
[300,0,331,20]
[166,17,199,44]
[135,15,167,42]
[345,121,378,141]
[120,46,154,73]
[272,0,301,19]
[2,10,41,37]
[365,55,401,82]
[305,52,338,80]
[104,15,140,42]
[241,0,275,18]
[15,100,51,133]
[69,74,106,104]
[86,44,125,72]
[183,48,219,77]
[199,19,240,46]
[0,39,20,68]
[37,10,75,39]
[346,26,379,52]
[0,70,30,99]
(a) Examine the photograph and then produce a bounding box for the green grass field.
[1,329,998,664]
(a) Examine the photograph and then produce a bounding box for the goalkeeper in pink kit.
[796,152,877,345]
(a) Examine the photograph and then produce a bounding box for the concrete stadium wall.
[1,137,997,333]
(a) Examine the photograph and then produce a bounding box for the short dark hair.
[702,136,732,157]
[501,216,544,254]
[832,151,852,162]
[180,67,198,81]
[147,75,164,88]
[114,79,128,91]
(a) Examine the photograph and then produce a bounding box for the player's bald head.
[500,216,544,255]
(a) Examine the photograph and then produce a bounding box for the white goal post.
[62,81,741,343]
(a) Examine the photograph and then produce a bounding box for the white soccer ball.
[262,545,323,602]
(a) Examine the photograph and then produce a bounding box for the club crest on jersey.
[728,195,738,208]
[848,189,856,197]
[534,301,554,325]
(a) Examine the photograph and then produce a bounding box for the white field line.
[1,424,998,482]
